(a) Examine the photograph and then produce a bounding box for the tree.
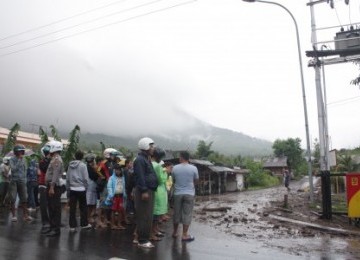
[351,60,360,86]
[38,126,49,148]
[245,159,279,188]
[49,125,61,141]
[2,123,20,156]
[272,138,304,171]
[337,154,360,172]
[63,125,81,170]
[195,140,213,159]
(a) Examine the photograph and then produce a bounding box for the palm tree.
[38,126,50,150]
[2,123,20,156]
[49,125,61,141]
[63,125,81,170]
[336,154,359,172]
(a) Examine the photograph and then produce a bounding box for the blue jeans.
[27,181,38,208]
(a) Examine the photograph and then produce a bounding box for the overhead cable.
[0,0,197,58]
[0,0,163,50]
[0,0,128,42]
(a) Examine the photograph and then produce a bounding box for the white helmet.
[138,137,155,150]
[48,140,63,153]
[2,157,10,164]
[103,148,117,159]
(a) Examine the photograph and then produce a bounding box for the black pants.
[135,188,154,243]
[39,186,49,226]
[47,186,62,232]
[69,190,88,228]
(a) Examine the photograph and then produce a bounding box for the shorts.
[8,180,27,204]
[86,180,97,205]
[173,194,194,225]
[112,195,124,211]
[87,191,97,206]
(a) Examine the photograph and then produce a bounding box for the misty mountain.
[2,109,272,156]
[79,120,272,156]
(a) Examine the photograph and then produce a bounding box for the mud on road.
[193,178,360,259]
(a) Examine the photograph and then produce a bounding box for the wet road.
[1,179,360,260]
[0,207,309,260]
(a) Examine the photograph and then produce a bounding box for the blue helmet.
[41,145,51,157]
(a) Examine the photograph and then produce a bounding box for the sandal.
[24,216,33,222]
[150,236,162,241]
[155,232,165,237]
[182,235,195,242]
[137,241,154,248]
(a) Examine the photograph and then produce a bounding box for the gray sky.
[0,0,359,150]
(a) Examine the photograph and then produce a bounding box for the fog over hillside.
[1,108,272,156]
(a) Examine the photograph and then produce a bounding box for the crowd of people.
[0,137,199,249]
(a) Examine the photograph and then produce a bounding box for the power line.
[0,0,128,42]
[327,95,360,106]
[0,0,197,58]
[333,4,343,27]
[0,0,163,50]
[348,0,352,25]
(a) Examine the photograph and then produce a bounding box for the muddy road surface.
[193,178,360,259]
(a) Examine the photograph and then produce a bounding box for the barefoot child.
[106,164,126,230]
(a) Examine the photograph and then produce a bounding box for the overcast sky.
[0,0,359,150]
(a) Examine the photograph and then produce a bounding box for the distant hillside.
[79,123,272,156]
[2,111,272,156]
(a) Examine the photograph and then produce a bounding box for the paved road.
[0,207,307,260]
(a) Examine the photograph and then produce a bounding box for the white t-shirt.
[115,177,123,194]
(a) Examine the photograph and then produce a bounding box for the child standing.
[106,164,126,230]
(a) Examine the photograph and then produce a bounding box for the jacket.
[105,171,127,206]
[66,160,89,198]
[38,157,50,186]
[9,156,26,182]
[45,154,64,187]
[133,151,158,193]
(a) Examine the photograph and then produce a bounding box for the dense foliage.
[1,123,20,156]
[245,159,280,188]
[272,138,307,177]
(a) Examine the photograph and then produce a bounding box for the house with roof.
[0,126,68,152]
[263,156,288,177]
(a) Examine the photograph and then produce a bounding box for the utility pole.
[242,0,314,203]
[308,0,331,219]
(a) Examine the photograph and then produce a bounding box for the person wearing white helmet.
[44,140,64,237]
[0,157,11,208]
[133,137,158,248]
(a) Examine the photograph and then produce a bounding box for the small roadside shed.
[189,159,214,195]
[208,165,235,194]
[164,155,249,195]
[228,167,250,192]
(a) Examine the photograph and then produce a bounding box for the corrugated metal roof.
[263,157,288,168]
[189,159,213,166]
[208,166,235,172]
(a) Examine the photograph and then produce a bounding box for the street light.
[242,0,314,201]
